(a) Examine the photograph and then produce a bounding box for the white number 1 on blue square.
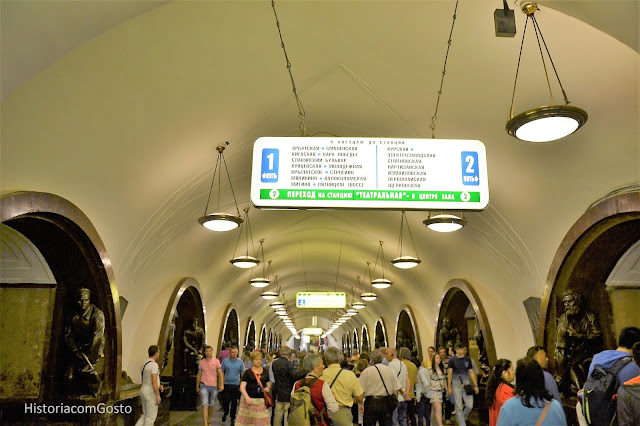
[261,149,279,182]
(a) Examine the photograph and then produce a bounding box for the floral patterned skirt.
[235,397,271,426]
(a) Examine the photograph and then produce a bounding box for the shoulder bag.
[252,367,274,407]
[535,401,551,426]
[374,365,398,412]
[457,359,475,395]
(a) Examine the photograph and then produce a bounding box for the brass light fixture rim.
[506,104,589,140]
[391,256,422,266]
[198,213,244,229]
[230,255,260,267]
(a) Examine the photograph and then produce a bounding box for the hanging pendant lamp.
[230,208,260,268]
[423,212,467,233]
[249,242,271,288]
[506,2,588,142]
[198,144,243,231]
[360,262,377,301]
[371,241,392,289]
[392,211,422,268]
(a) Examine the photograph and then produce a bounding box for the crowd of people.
[133,326,640,426]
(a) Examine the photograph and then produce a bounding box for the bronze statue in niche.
[162,315,177,374]
[555,290,602,394]
[63,288,105,396]
[182,317,205,375]
[438,317,461,350]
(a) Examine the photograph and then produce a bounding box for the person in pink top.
[197,345,224,425]
[486,359,515,426]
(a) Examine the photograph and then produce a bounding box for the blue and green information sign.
[251,137,489,210]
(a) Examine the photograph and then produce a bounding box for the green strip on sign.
[260,189,480,202]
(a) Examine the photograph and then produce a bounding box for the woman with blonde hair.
[236,351,272,425]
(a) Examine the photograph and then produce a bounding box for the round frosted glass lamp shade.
[249,277,270,288]
[230,256,260,268]
[198,213,243,231]
[261,291,278,300]
[506,105,588,142]
[391,256,421,269]
[361,292,377,301]
[423,213,466,232]
[371,278,392,289]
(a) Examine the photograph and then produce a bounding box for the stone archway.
[362,325,371,353]
[259,325,267,349]
[0,191,121,405]
[157,277,206,379]
[539,191,640,396]
[395,306,422,359]
[374,319,388,349]
[437,280,497,369]
[219,307,239,353]
[245,320,256,352]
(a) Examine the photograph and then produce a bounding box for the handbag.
[252,367,274,407]
[464,383,475,395]
[374,365,398,412]
[458,369,475,395]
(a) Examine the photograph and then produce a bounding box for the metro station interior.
[1,0,638,424]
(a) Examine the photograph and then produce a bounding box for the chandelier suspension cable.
[271,0,308,137]
[532,15,570,104]
[334,242,343,292]
[509,16,529,119]
[531,16,556,105]
[429,0,459,138]
[203,149,221,216]
[220,150,242,217]
[300,241,309,291]
[509,11,571,120]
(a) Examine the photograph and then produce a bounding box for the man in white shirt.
[359,349,402,426]
[386,347,410,426]
[136,345,163,426]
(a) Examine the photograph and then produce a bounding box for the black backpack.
[582,356,632,426]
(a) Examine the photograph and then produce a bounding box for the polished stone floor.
[170,401,226,425]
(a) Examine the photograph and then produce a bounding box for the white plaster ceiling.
[1,0,638,369]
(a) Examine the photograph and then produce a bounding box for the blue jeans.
[392,400,408,426]
[452,382,473,425]
[199,384,218,406]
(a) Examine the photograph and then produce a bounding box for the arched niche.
[0,191,121,401]
[374,319,388,349]
[362,325,371,353]
[219,307,239,353]
[353,329,359,353]
[539,191,640,395]
[245,320,256,352]
[275,333,281,352]
[259,324,267,349]
[437,280,496,370]
[268,329,273,352]
[157,278,205,379]
[396,306,422,359]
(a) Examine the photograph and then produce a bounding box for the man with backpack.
[580,327,640,425]
[289,353,339,425]
[617,341,640,426]
[321,346,365,426]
